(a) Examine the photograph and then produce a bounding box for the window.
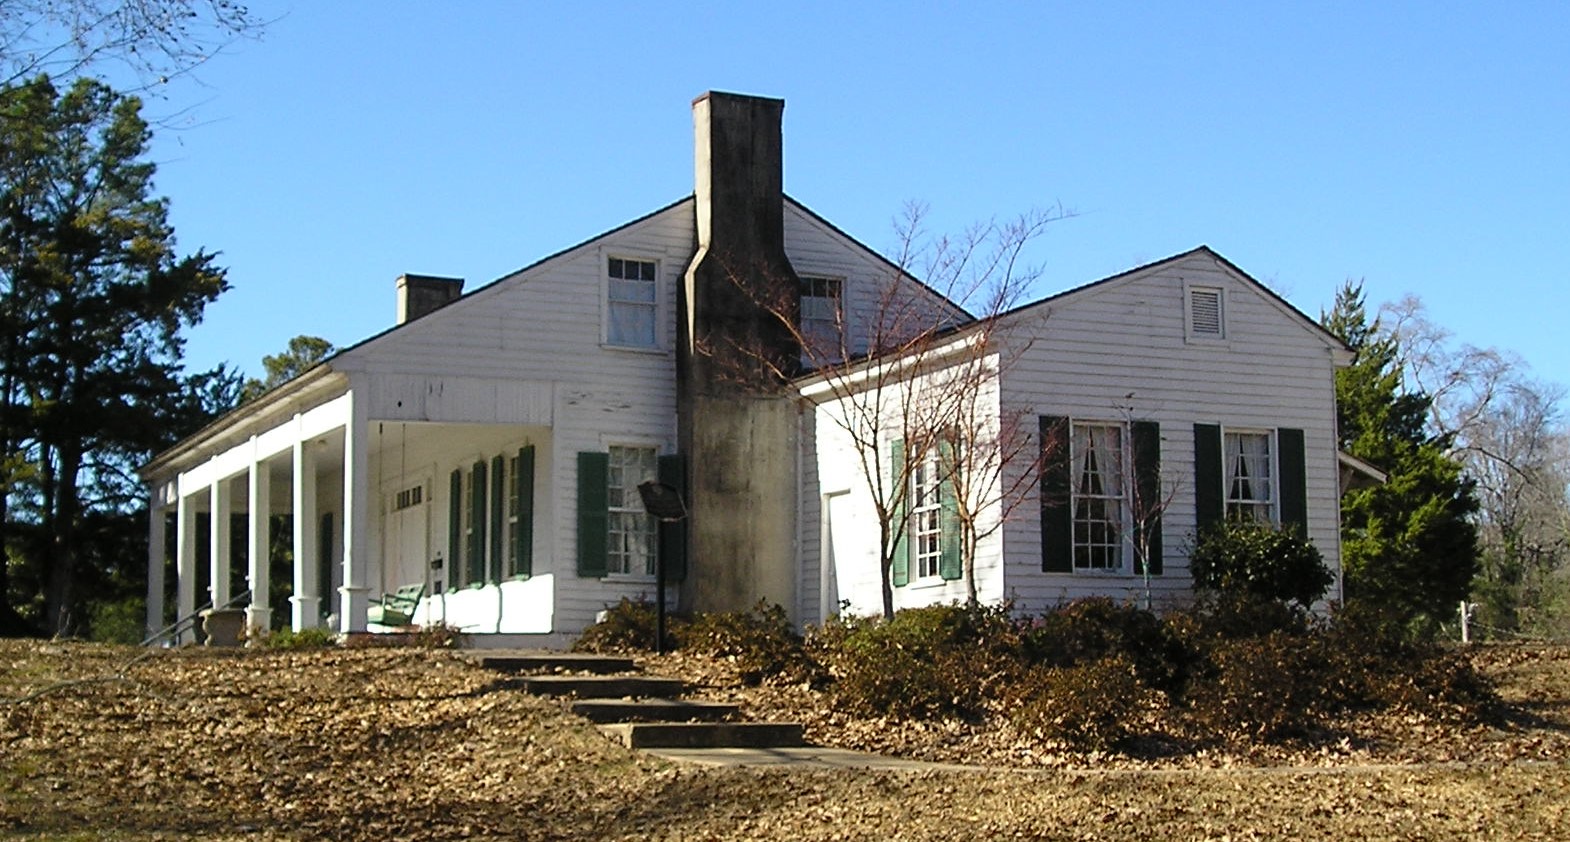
[505,453,522,577]
[799,276,843,355]
[607,257,657,348]
[607,445,657,575]
[461,464,485,587]
[393,485,423,511]
[1225,430,1274,522]
[1187,285,1225,340]
[1071,422,1125,571]
[911,455,942,579]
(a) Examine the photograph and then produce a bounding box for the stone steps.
[570,697,739,724]
[462,652,637,674]
[468,649,806,751]
[600,721,806,749]
[515,674,686,698]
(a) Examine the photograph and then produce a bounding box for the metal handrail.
[140,589,253,647]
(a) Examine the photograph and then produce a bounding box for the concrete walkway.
[645,745,973,770]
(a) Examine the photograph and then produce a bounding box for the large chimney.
[677,92,801,619]
[396,274,464,324]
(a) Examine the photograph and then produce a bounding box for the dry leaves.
[1,641,1568,840]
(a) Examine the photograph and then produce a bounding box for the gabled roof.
[995,245,1350,356]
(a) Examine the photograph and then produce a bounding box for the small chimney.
[396,274,464,324]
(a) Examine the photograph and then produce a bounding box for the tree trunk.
[44,445,81,636]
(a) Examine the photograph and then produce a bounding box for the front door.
[383,482,430,594]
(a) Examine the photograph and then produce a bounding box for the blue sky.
[137,1,1568,389]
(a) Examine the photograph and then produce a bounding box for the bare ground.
[1,640,1567,840]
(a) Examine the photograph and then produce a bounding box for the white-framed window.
[607,445,658,575]
[1071,422,1126,571]
[1185,283,1226,341]
[460,465,481,586]
[910,453,942,579]
[800,275,843,355]
[1225,430,1275,522]
[607,256,657,348]
[505,452,522,577]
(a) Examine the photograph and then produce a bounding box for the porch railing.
[141,589,253,647]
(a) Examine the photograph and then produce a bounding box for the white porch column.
[145,498,166,641]
[175,491,197,644]
[209,476,232,608]
[290,434,320,630]
[338,390,371,632]
[246,455,272,636]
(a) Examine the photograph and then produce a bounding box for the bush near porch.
[577,595,1498,755]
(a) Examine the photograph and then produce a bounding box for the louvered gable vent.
[1189,287,1223,337]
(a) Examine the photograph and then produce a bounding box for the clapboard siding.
[807,352,1009,619]
[335,196,959,635]
[785,200,968,358]
[335,201,694,634]
[994,251,1342,613]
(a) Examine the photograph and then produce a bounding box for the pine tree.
[1323,280,1479,627]
[0,76,228,634]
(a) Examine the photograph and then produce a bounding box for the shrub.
[1167,591,1313,645]
[677,600,811,684]
[88,597,146,645]
[1190,520,1333,607]
[1182,632,1326,740]
[1020,598,1193,696]
[263,626,337,650]
[1317,604,1496,720]
[572,597,685,652]
[817,603,1023,720]
[1010,657,1147,750]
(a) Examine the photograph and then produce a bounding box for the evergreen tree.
[0,76,228,635]
[240,335,335,401]
[1323,280,1479,627]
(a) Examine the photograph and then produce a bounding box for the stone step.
[463,651,637,675]
[515,674,685,699]
[599,721,806,749]
[571,698,739,724]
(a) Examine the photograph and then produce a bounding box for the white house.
[141,92,1351,645]
[800,247,1353,623]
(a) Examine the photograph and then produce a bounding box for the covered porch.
[144,377,557,643]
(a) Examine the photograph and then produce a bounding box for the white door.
[383,483,430,592]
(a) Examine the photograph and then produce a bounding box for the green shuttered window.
[512,446,535,578]
[1195,424,1308,532]
[1040,416,1163,576]
[889,438,909,587]
[577,451,609,578]
[577,449,685,580]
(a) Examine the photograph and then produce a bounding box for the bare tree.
[1,0,263,90]
[714,203,1066,618]
[1383,296,1570,636]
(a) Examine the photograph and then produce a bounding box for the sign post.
[637,480,688,654]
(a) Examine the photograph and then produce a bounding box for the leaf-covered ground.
[2,640,1567,840]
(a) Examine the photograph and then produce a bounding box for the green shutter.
[938,440,962,581]
[657,453,687,581]
[317,512,334,618]
[1040,416,1072,572]
[576,452,609,578]
[515,445,535,578]
[490,454,505,583]
[890,438,909,587]
[1131,421,1163,576]
[1194,423,1224,535]
[469,460,487,586]
[448,469,463,587]
[1277,428,1308,532]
